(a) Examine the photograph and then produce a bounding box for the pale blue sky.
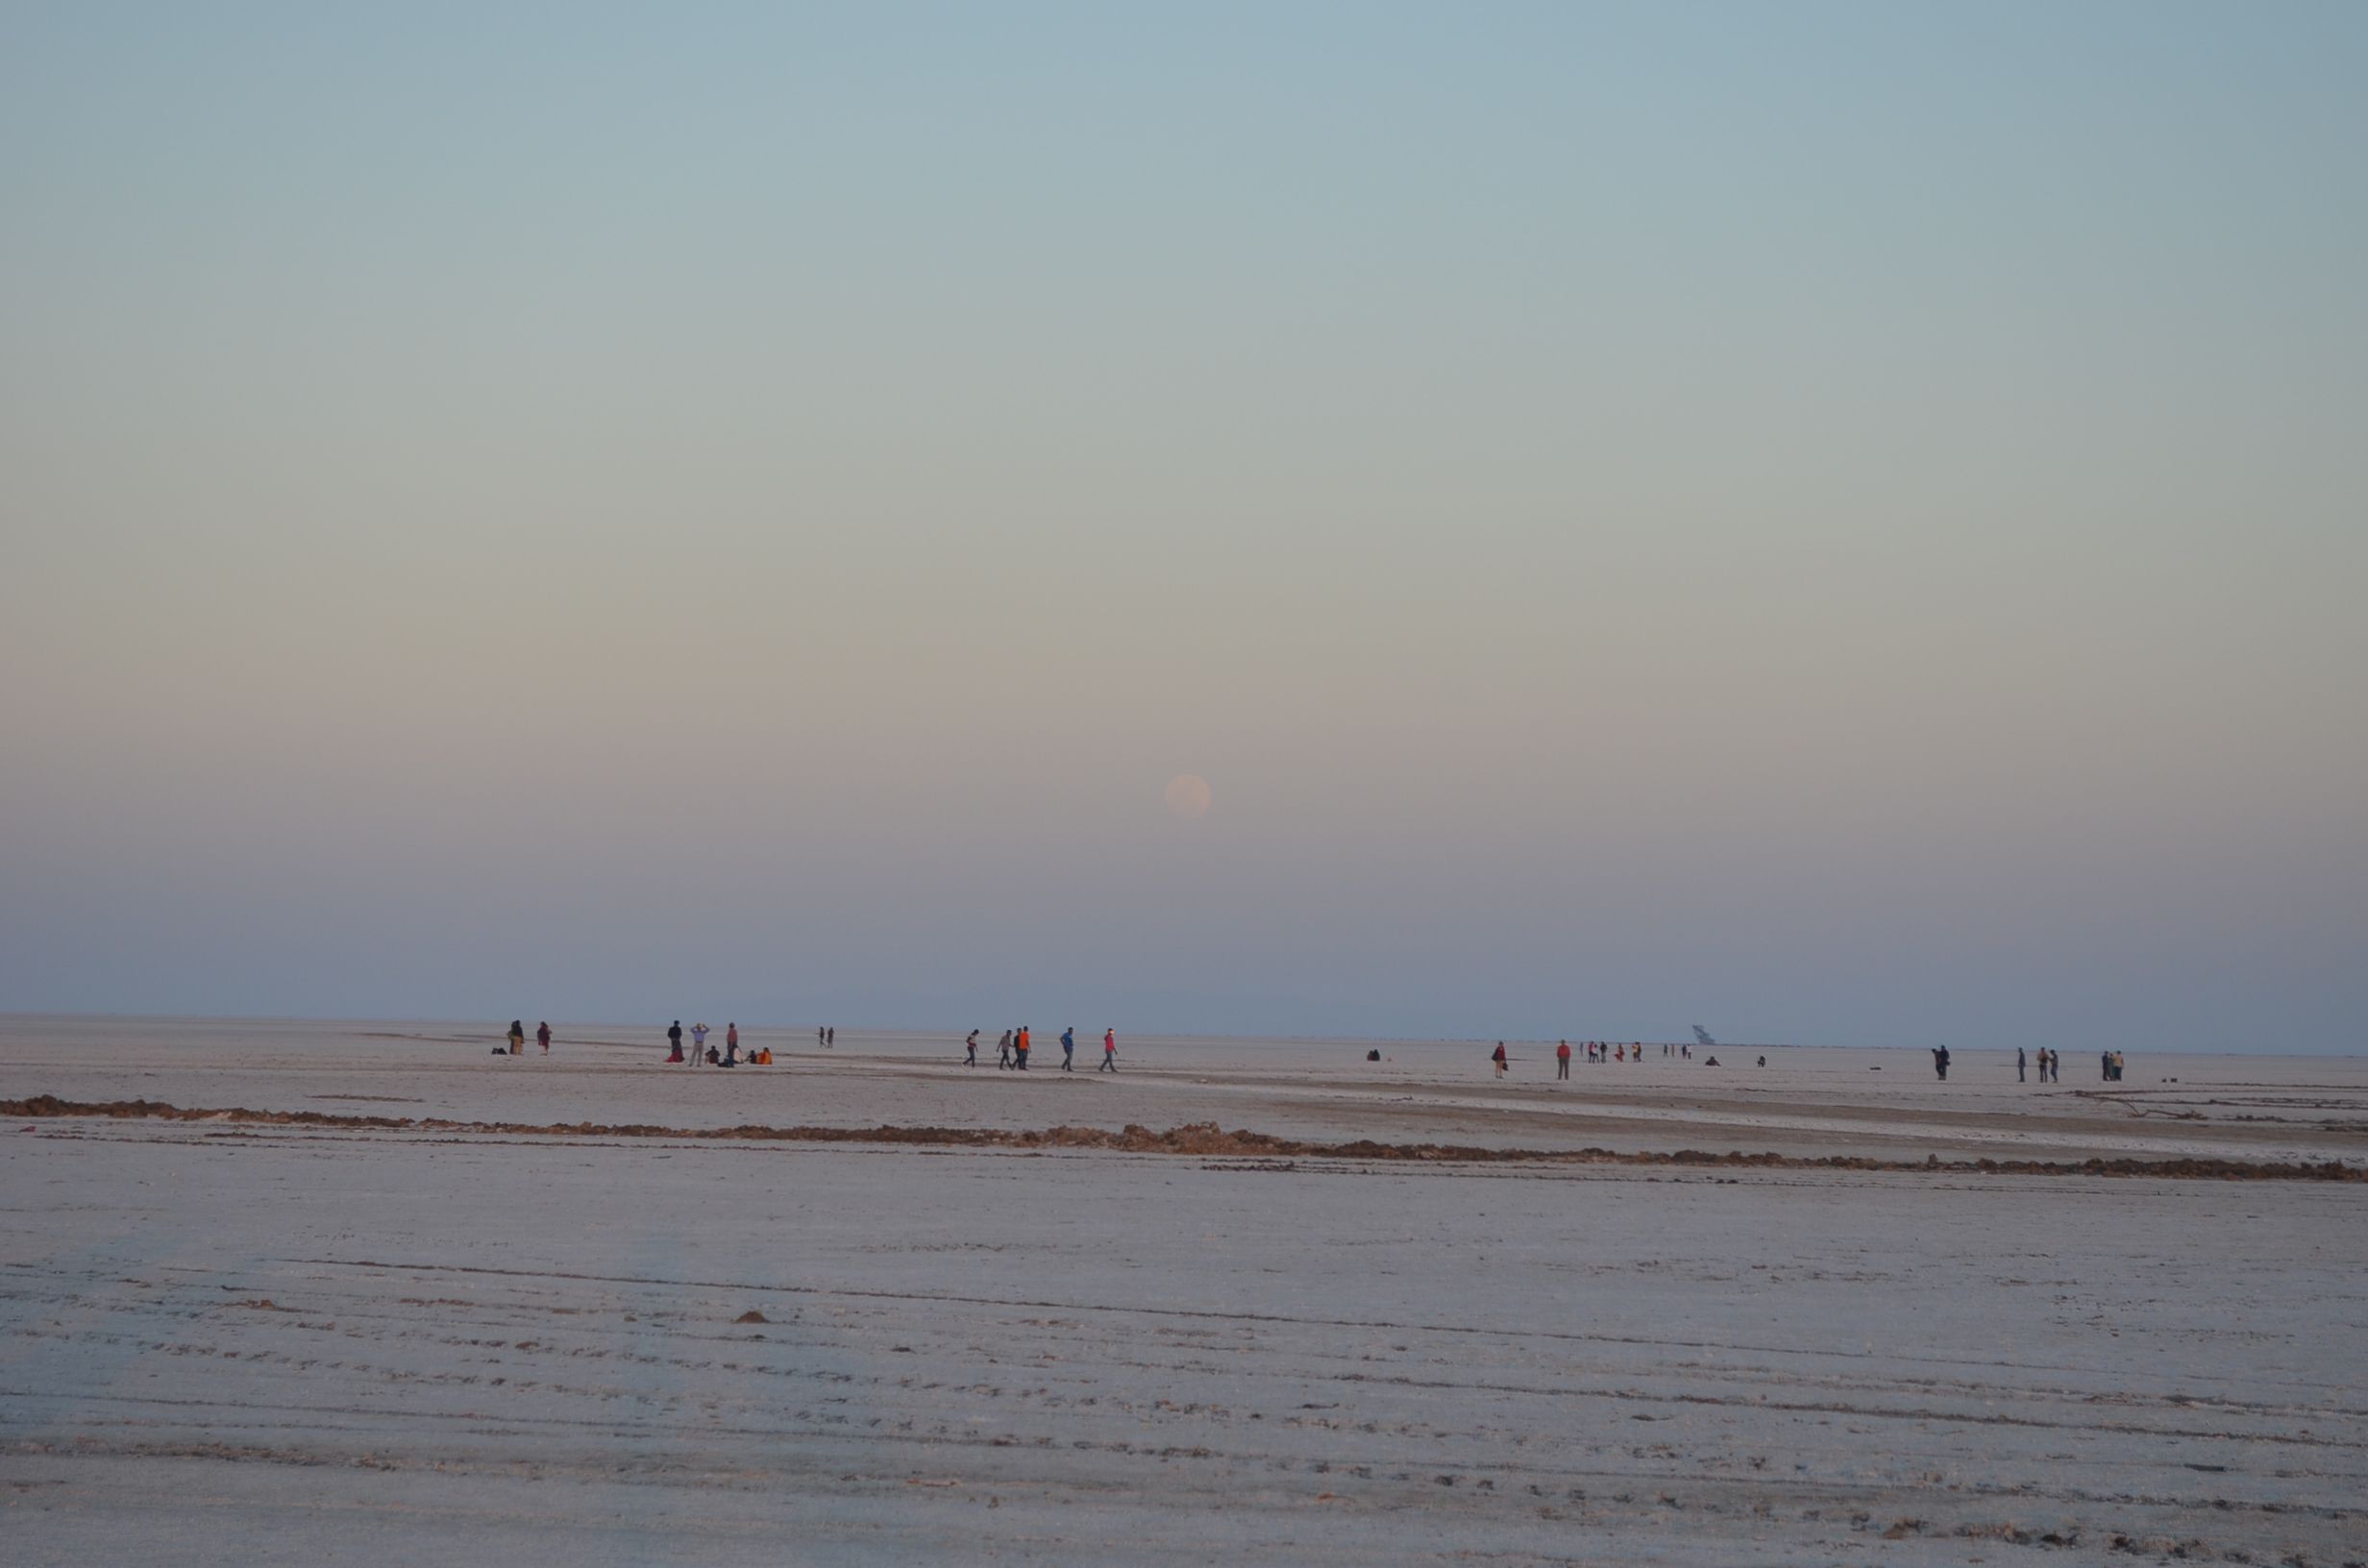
[2,3,2362,1047]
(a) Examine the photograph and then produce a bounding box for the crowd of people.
[493,1020,1120,1072]
[496,1024,2108,1084]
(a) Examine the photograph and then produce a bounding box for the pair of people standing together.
[502,1020,552,1055]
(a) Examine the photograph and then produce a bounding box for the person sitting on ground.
[705,1044,720,1066]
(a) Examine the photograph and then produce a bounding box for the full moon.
[1163,773,1212,819]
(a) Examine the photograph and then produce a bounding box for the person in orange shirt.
[1555,1040,1570,1080]
[1015,1026,1031,1070]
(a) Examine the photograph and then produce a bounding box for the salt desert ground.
[4,1017,2363,1565]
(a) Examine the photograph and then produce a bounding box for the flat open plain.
[3,1018,2363,1565]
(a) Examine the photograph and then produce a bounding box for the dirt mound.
[5,1095,2359,1182]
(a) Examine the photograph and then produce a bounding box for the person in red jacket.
[1555,1040,1570,1080]
[1099,1028,1118,1072]
[1492,1041,1509,1077]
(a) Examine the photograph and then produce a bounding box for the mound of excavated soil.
[4,1096,2358,1182]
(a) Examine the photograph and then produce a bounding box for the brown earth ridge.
[8,1094,2362,1181]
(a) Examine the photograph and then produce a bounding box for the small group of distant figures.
[963,1026,1119,1072]
[1956,1047,2130,1083]
[1477,1041,1768,1079]
[491,1019,814,1066]
[663,1019,797,1066]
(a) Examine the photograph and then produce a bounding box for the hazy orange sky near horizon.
[2,4,2362,1047]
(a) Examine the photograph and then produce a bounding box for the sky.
[2,2,2362,1049]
